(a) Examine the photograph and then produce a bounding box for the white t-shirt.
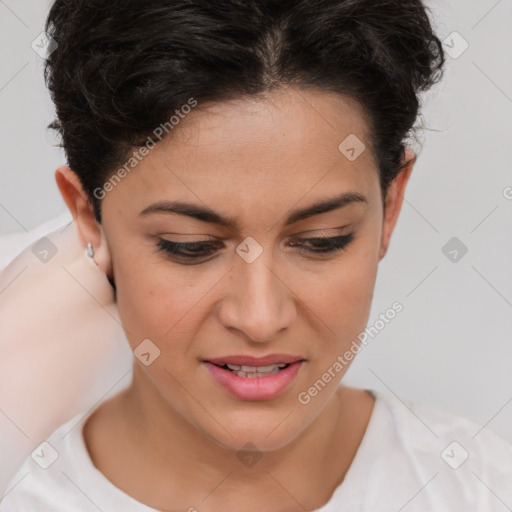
[1,388,511,512]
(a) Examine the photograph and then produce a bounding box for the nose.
[218,254,297,343]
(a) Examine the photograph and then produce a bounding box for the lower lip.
[203,361,304,401]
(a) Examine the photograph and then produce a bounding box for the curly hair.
[44,0,445,223]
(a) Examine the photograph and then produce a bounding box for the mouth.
[202,354,305,401]
[210,362,291,378]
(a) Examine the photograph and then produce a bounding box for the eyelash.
[156,233,354,262]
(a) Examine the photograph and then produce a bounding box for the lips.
[205,354,304,367]
[203,354,305,401]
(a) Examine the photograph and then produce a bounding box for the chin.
[201,408,308,453]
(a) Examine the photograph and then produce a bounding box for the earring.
[86,242,95,260]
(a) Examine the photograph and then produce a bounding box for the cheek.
[302,239,380,346]
[312,267,377,349]
[113,252,223,348]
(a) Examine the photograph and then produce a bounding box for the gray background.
[1,0,511,445]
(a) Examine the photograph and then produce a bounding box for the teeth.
[257,364,284,372]
[233,367,281,378]
[222,363,289,378]
[235,363,287,372]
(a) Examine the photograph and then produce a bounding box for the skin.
[56,85,414,512]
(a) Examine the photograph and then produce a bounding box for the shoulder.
[0,412,95,511]
[364,388,512,510]
[377,388,512,465]
[0,406,158,512]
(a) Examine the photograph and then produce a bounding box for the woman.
[1,0,511,511]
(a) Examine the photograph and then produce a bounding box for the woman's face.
[96,86,408,451]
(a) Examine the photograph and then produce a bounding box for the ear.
[55,165,113,279]
[379,148,416,261]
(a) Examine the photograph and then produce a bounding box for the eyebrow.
[139,192,367,229]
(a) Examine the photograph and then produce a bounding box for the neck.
[103,364,373,512]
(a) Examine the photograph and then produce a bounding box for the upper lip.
[205,354,305,366]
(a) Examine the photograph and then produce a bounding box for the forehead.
[163,87,375,169]
[104,87,380,225]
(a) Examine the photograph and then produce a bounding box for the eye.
[157,238,223,261]
[156,232,355,263]
[288,233,354,254]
